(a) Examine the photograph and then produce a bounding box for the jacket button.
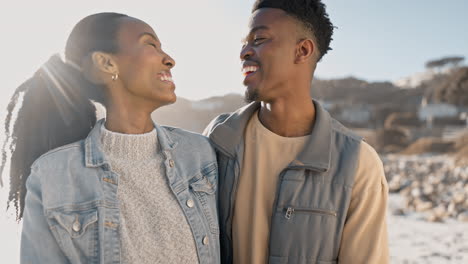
[202,236,209,245]
[72,219,81,232]
[169,160,175,168]
[186,199,195,208]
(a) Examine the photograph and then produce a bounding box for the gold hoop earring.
[111,73,119,81]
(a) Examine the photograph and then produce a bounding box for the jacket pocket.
[189,163,219,235]
[269,205,338,262]
[283,206,337,219]
[47,208,99,263]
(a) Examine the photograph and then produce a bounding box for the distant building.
[418,102,458,120]
[338,104,371,125]
[418,98,468,129]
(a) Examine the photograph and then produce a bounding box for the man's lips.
[242,65,259,77]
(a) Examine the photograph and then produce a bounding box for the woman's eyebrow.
[139,32,159,42]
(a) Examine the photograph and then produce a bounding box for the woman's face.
[112,17,176,109]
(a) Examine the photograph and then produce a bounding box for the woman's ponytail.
[1,55,99,219]
[1,12,128,220]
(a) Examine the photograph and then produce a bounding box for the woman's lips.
[158,71,174,83]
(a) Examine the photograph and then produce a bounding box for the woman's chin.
[157,93,177,107]
[167,94,177,105]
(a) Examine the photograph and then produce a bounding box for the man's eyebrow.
[249,25,270,34]
[241,25,270,43]
[139,32,159,42]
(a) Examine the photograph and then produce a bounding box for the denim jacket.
[21,120,220,264]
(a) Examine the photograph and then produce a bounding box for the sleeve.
[338,142,389,264]
[20,164,68,264]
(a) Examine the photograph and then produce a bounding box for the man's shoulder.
[327,116,380,166]
[202,113,232,136]
[203,102,258,137]
[353,140,387,194]
[330,118,362,142]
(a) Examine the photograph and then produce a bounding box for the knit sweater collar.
[100,123,158,161]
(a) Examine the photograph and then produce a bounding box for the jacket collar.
[84,119,177,168]
[209,100,332,172]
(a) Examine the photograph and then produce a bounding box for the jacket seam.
[31,142,83,167]
[331,126,362,142]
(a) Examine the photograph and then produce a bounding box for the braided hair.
[0,12,128,220]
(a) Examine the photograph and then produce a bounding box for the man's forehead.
[248,8,294,30]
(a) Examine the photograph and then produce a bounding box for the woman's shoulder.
[160,126,215,155]
[31,140,84,169]
[161,126,210,144]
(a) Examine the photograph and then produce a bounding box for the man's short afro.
[253,0,334,61]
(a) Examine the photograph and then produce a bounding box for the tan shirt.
[232,111,309,264]
[232,111,389,264]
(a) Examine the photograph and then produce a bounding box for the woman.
[0,13,219,263]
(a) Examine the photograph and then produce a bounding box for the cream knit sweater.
[100,125,199,264]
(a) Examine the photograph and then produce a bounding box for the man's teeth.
[161,75,173,82]
[242,66,259,74]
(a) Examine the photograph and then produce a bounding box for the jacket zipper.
[284,207,337,219]
[226,157,241,264]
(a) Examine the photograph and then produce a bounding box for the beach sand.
[388,194,468,264]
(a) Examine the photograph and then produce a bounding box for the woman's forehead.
[117,17,158,43]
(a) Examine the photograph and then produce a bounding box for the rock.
[432,205,447,218]
[453,192,466,204]
[422,184,435,196]
[392,208,406,216]
[411,188,422,198]
[389,179,402,193]
[411,181,421,188]
[400,186,412,196]
[448,202,458,216]
[457,211,468,222]
[404,197,414,209]
[382,154,468,222]
[427,213,443,222]
[415,200,433,212]
[455,181,464,189]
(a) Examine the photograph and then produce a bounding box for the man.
[204,0,389,263]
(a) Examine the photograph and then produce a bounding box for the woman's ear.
[295,38,315,64]
[91,51,119,76]
[82,52,119,85]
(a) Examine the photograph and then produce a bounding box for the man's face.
[241,8,300,102]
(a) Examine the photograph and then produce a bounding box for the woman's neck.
[105,104,155,134]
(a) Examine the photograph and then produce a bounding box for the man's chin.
[244,86,260,103]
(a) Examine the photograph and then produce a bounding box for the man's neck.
[258,96,316,137]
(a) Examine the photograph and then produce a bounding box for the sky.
[0,0,467,105]
[0,1,467,262]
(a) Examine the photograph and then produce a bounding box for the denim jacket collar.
[209,100,332,172]
[84,119,178,168]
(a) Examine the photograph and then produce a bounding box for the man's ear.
[295,38,315,64]
[91,51,119,76]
